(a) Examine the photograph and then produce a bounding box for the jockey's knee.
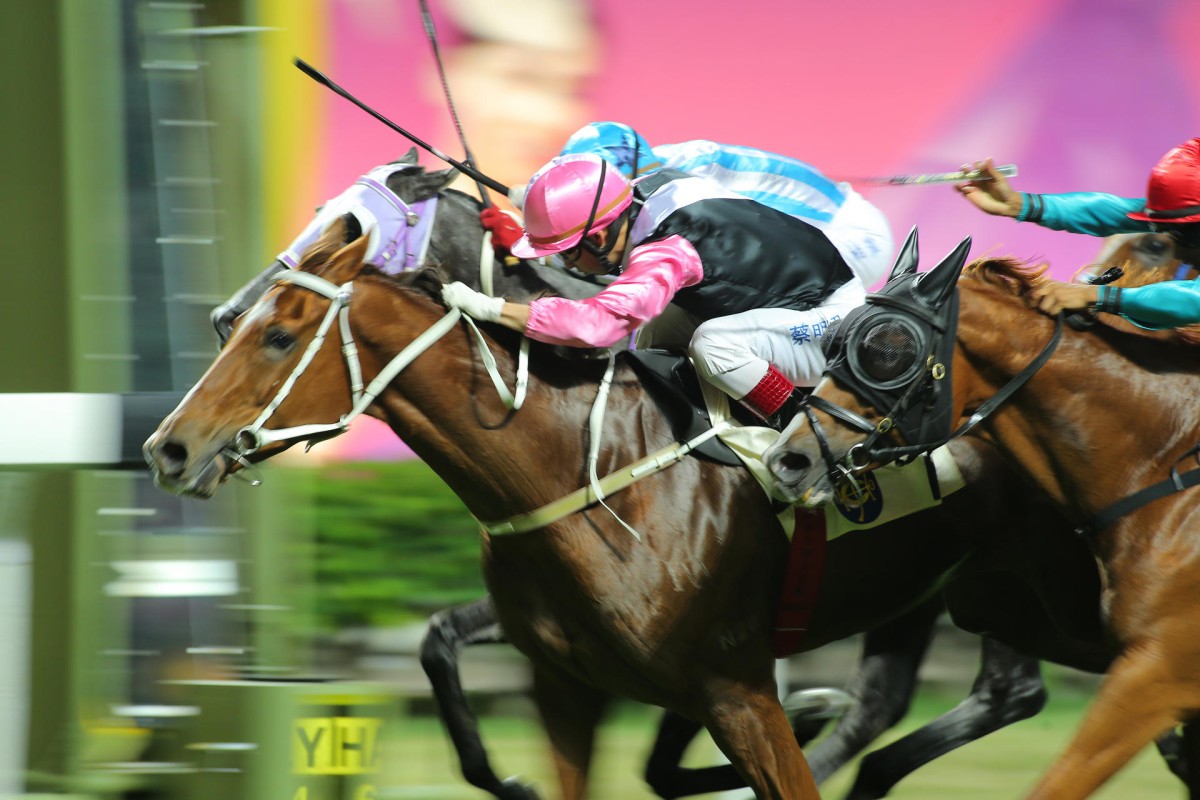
[687,323,773,399]
[687,322,744,381]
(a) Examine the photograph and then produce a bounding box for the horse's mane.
[961,255,1051,300]
[961,255,1200,346]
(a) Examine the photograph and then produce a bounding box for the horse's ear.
[888,226,920,281]
[393,147,419,166]
[312,216,353,256]
[321,234,372,284]
[912,236,971,308]
[407,166,459,201]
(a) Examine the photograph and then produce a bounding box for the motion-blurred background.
[1,1,1195,798]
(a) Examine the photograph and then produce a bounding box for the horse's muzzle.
[143,434,229,498]
[764,440,831,506]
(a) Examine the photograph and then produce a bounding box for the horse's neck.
[429,192,602,303]
[956,285,1200,516]
[362,288,648,522]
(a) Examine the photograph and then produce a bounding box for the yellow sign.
[292,717,382,775]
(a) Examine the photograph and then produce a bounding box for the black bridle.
[802,274,1065,487]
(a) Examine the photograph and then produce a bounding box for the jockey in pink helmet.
[511,154,633,273]
[443,152,868,430]
[958,137,1200,327]
[485,122,894,289]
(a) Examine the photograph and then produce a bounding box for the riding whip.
[417,0,493,207]
[294,58,512,197]
[838,164,1019,186]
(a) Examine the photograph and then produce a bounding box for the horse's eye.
[264,328,296,351]
[1136,236,1171,257]
[855,321,921,385]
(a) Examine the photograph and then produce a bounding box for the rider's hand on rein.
[442,281,505,322]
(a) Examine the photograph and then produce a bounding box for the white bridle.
[228,269,529,462]
[224,268,723,541]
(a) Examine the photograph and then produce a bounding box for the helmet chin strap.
[580,210,630,275]
[563,157,627,275]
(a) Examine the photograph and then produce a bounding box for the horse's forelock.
[295,216,355,276]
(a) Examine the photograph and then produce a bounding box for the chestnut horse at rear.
[765,243,1200,799]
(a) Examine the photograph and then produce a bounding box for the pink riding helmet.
[509,154,633,259]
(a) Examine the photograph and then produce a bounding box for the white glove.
[441,281,505,322]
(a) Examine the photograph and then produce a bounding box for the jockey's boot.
[739,364,807,432]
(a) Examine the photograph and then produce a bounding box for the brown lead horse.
[148,225,822,799]
[764,242,1200,799]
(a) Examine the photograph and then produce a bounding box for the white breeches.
[635,277,866,398]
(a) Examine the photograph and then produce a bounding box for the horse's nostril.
[157,441,189,478]
[778,451,812,475]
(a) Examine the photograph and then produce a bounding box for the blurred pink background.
[279,0,1198,461]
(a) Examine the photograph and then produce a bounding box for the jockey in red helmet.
[957,137,1200,327]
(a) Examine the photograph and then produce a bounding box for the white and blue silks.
[559,121,893,287]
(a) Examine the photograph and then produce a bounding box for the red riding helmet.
[1127,137,1200,224]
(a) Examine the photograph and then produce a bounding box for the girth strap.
[480,422,732,536]
[1086,443,1200,534]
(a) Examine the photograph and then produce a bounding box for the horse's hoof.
[783,687,854,721]
[497,776,541,800]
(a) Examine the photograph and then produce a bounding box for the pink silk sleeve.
[525,235,704,348]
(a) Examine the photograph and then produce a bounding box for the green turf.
[365,687,1182,799]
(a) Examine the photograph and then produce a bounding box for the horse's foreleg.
[703,683,819,800]
[643,710,752,798]
[847,636,1045,800]
[532,664,609,800]
[1027,640,1199,799]
[805,597,941,784]
[420,597,539,800]
[1179,721,1200,798]
[1155,726,1188,783]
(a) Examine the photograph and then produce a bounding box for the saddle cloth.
[696,378,965,538]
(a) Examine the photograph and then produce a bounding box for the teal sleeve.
[1030,192,1153,237]
[1116,277,1200,328]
